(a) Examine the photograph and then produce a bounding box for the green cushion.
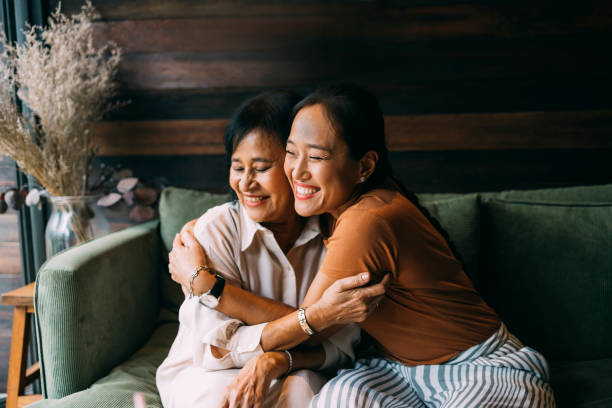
[420,194,481,286]
[484,183,612,203]
[480,198,612,361]
[29,323,178,408]
[159,187,229,252]
[158,187,228,314]
[417,192,465,202]
[550,358,612,408]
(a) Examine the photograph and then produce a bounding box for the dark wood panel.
[115,37,612,91]
[55,0,612,27]
[93,119,227,155]
[100,149,612,194]
[385,110,612,151]
[93,110,612,156]
[92,7,612,55]
[107,77,612,120]
[56,0,385,19]
[101,155,230,194]
[393,149,612,193]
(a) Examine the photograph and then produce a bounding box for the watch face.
[198,294,219,309]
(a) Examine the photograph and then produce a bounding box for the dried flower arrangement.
[0,2,122,242]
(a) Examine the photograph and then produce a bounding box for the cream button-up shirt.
[157,202,360,395]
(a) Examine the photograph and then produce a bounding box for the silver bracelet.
[297,307,316,336]
[283,350,293,375]
[188,265,208,299]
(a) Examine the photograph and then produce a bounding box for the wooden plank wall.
[46,0,612,194]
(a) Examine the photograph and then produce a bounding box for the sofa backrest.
[480,197,612,361]
[428,184,612,362]
[158,184,612,361]
[418,194,482,287]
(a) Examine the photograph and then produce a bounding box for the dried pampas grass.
[0,1,121,196]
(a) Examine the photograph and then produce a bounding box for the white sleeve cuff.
[179,298,266,370]
[227,323,267,367]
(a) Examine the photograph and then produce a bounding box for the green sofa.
[30,184,612,407]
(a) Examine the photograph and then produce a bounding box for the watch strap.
[208,274,226,299]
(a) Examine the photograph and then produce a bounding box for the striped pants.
[311,324,556,408]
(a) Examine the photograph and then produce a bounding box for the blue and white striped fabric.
[311,323,556,407]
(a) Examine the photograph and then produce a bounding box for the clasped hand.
[309,272,391,331]
[168,221,208,296]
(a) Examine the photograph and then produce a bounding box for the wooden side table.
[1,283,42,408]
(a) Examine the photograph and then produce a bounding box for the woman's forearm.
[260,272,386,351]
[190,273,296,325]
[260,302,339,351]
[176,222,296,325]
[286,346,326,372]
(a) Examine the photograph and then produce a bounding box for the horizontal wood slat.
[386,110,612,151]
[0,283,34,307]
[91,6,612,54]
[57,0,612,26]
[115,39,612,91]
[93,109,612,156]
[94,119,227,155]
[100,149,612,194]
[109,77,612,121]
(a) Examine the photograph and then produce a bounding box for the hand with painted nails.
[308,272,390,331]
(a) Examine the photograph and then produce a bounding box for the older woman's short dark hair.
[224,90,301,169]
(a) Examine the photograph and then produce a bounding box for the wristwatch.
[198,274,226,309]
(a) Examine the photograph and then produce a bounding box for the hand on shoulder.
[308,272,391,330]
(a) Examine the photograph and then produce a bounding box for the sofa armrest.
[34,220,163,399]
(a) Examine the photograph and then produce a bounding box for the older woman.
[156,91,375,408]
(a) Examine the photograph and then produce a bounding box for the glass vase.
[45,195,110,258]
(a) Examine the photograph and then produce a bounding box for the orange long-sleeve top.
[321,189,501,366]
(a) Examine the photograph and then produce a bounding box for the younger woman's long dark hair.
[292,84,465,267]
[223,90,301,200]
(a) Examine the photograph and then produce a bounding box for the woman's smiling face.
[229,130,295,224]
[284,104,362,218]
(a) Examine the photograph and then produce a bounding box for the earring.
[360,176,366,183]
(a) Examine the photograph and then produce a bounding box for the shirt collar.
[293,213,323,248]
[239,203,267,251]
[238,203,322,252]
